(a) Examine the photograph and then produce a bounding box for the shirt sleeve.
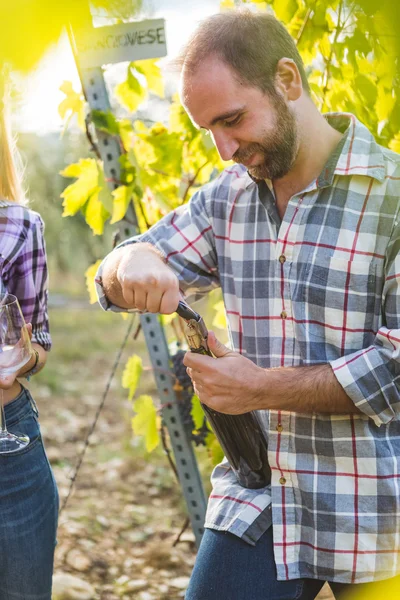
[96,186,220,312]
[7,213,51,350]
[330,193,400,426]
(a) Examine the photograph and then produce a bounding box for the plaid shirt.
[96,114,400,584]
[0,200,51,350]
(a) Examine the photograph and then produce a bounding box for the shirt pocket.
[292,256,382,350]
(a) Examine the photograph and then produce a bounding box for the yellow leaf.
[375,86,396,122]
[85,260,103,304]
[58,80,85,130]
[160,313,176,326]
[319,34,331,59]
[207,434,224,466]
[111,185,133,224]
[220,0,235,9]
[115,71,147,113]
[347,575,400,600]
[134,59,164,97]
[122,354,143,400]
[132,395,160,452]
[273,0,299,23]
[60,158,98,217]
[85,189,110,235]
[212,300,228,330]
[389,133,400,154]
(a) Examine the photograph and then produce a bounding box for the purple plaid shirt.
[96,114,400,584]
[0,200,51,350]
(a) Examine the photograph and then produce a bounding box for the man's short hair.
[177,10,310,95]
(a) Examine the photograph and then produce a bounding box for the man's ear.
[275,58,303,101]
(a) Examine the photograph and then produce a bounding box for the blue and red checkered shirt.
[96,114,400,584]
[0,200,51,350]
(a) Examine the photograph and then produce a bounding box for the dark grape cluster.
[171,349,209,446]
[171,349,192,390]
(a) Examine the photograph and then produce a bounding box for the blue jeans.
[185,527,400,600]
[0,387,59,600]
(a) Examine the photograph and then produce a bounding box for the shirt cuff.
[330,345,399,426]
[94,250,139,313]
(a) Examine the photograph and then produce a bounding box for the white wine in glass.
[0,293,33,453]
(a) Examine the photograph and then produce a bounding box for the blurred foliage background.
[1,2,399,595]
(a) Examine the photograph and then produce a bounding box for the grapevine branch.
[181,160,210,204]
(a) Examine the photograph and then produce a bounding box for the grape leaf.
[191,394,205,430]
[85,260,103,305]
[60,158,99,216]
[134,59,164,97]
[115,64,147,113]
[132,395,160,452]
[111,184,134,224]
[122,354,143,400]
[58,80,85,131]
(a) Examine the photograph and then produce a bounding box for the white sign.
[75,19,167,68]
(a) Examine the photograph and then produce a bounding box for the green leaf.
[122,354,143,400]
[135,59,164,97]
[85,260,103,304]
[191,394,205,430]
[110,184,133,224]
[91,109,120,136]
[132,395,160,453]
[60,158,98,217]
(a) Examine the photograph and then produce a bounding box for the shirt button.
[279,477,287,485]
[276,424,283,432]
[279,255,286,264]
[280,311,287,319]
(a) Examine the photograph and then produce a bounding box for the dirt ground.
[28,302,334,600]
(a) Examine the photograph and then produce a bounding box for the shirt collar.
[319,112,386,186]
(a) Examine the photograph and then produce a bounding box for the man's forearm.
[262,363,360,415]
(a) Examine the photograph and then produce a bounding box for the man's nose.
[212,131,239,162]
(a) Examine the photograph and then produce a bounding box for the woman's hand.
[0,323,33,390]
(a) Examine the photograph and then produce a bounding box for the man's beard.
[233,93,298,180]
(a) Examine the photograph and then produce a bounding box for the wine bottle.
[176,301,271,489]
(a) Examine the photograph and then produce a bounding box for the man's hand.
[103,243,180,313]
[183,331,267,414]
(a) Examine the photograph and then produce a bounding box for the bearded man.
[96,10,400,600]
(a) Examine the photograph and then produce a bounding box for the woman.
[0,73,58,599]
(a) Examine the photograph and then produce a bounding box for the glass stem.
[0,389,7,434]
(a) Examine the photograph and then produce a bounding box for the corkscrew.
[175,301,212,357]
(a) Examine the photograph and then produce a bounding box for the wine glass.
[0,293,33,453]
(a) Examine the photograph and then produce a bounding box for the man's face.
[181,56,298,180]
